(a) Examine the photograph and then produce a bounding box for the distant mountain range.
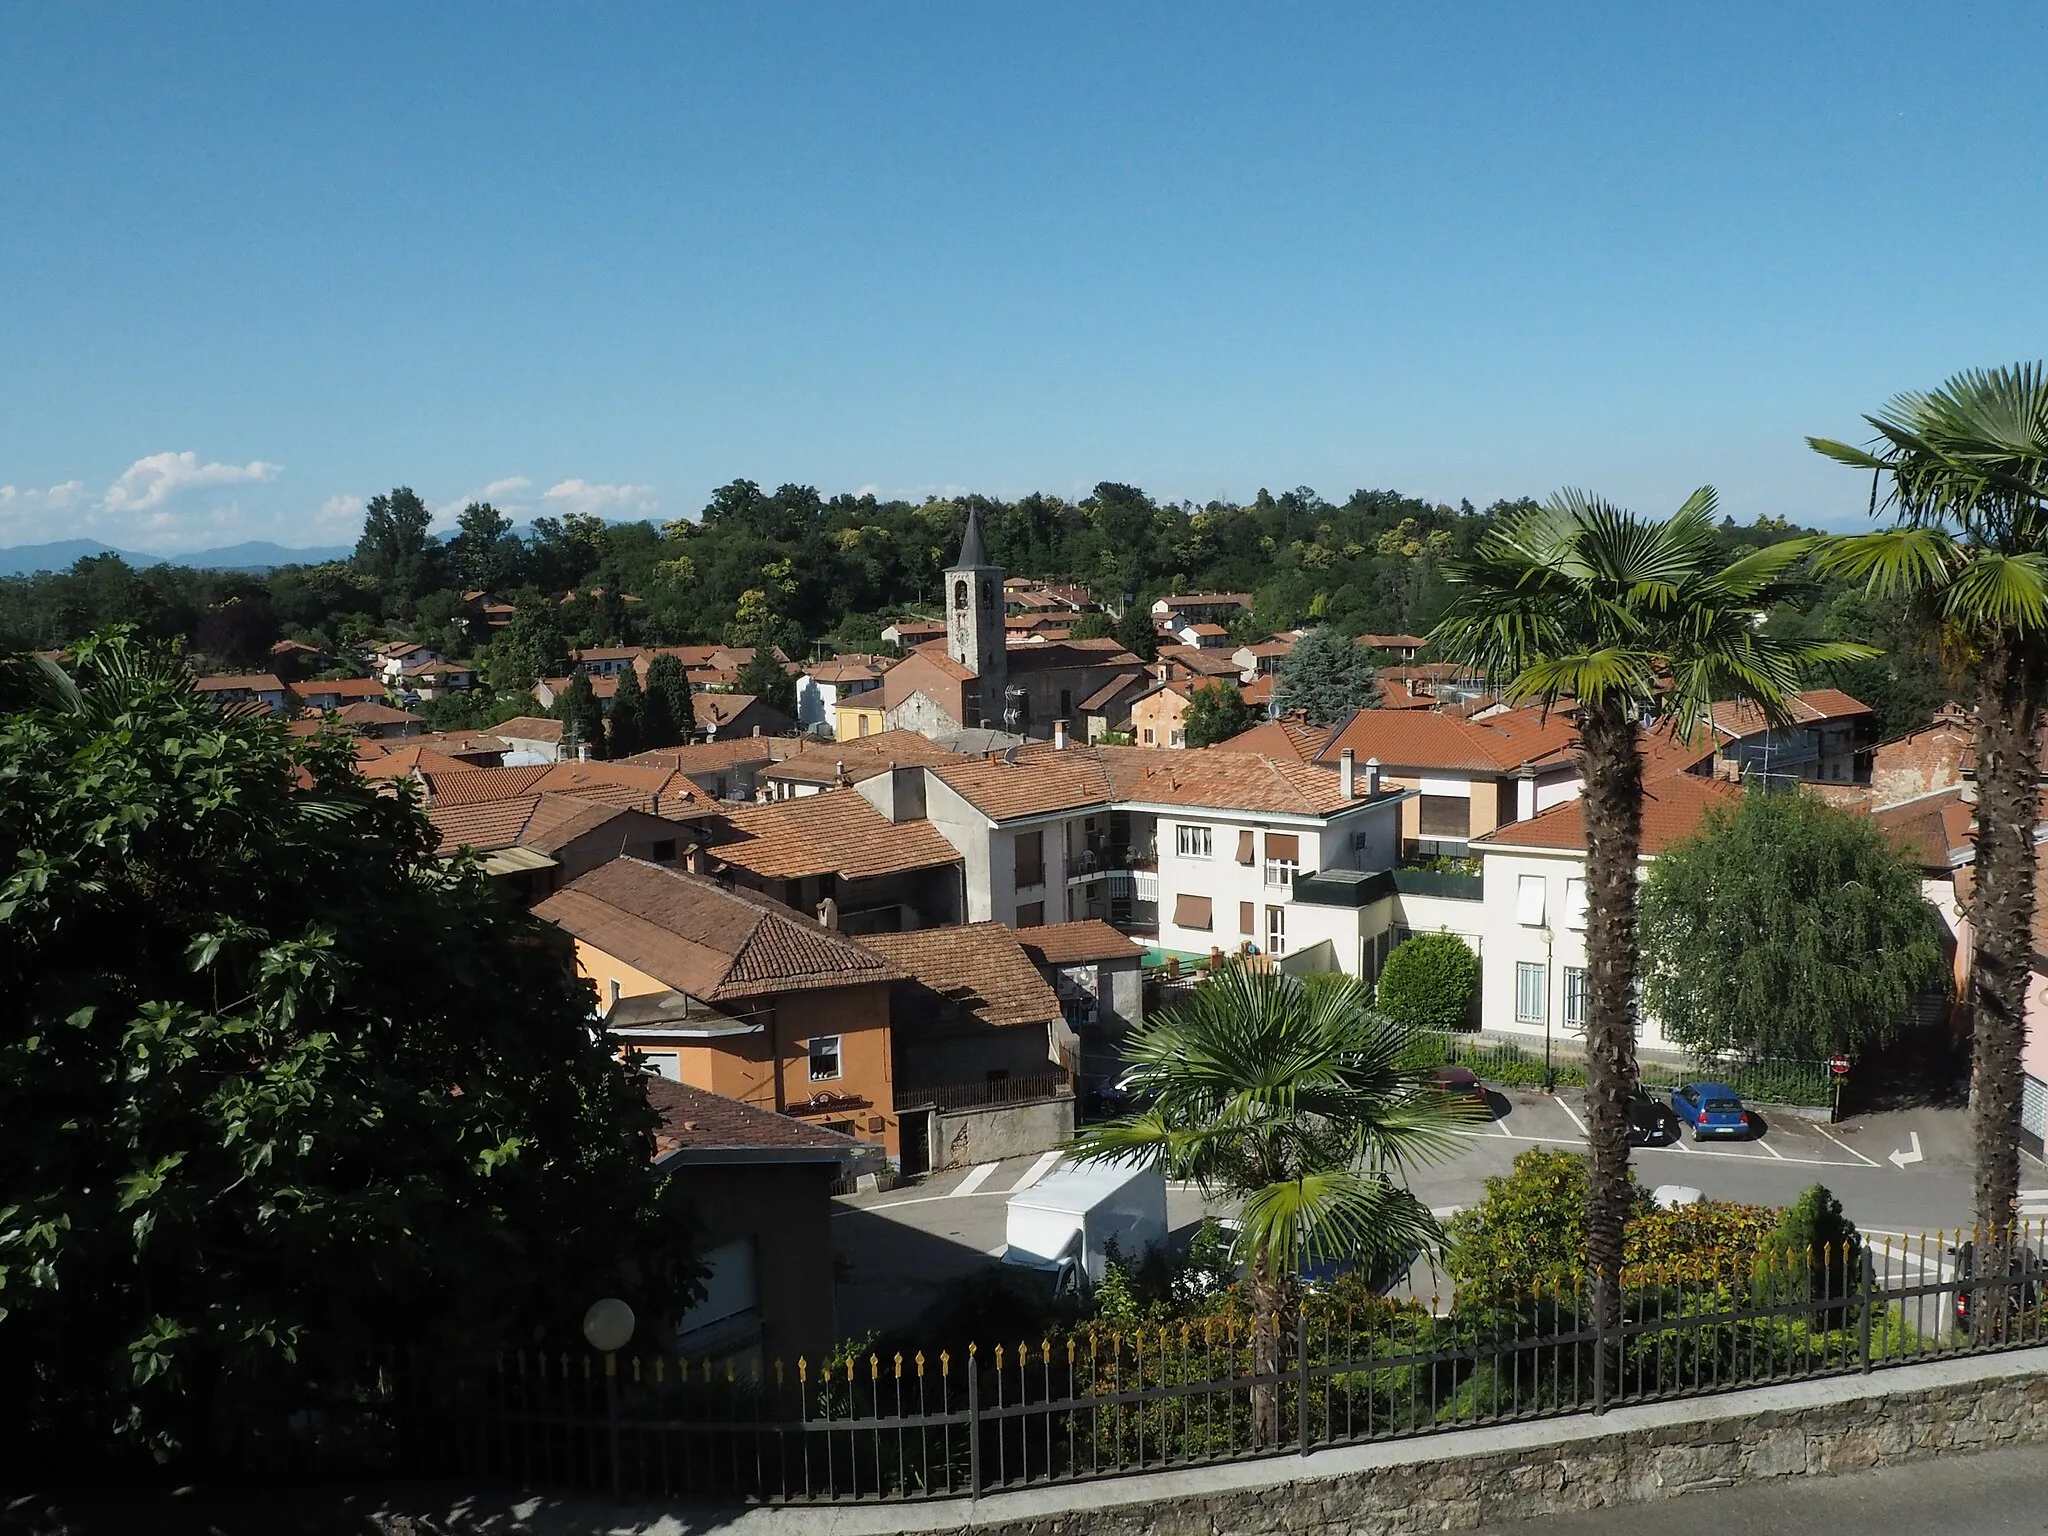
[0,538,355,577]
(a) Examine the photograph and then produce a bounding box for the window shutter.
[1516,874,1547,927]
[1174,894,1214,930]
[1266,832,1299,861]
[1236,830,1255,865]
[1239,901,1254,935]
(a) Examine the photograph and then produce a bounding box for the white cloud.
[543,478,658,518]
[102,451,280,514]
[430,476,534,527]
[0,480,89,538]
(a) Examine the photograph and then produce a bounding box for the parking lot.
[831,1093,2013,1340]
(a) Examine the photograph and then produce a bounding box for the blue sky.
[2,3,2045,553]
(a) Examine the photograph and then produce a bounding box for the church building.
[880,507,1149,743]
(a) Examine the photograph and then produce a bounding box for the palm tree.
[1811,365,2048,1246]
[1426,488,1864,1340]
[1069,965,1468,1443]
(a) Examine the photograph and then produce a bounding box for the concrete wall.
[664,1160,837,1367]
[931,1093,1075,1169]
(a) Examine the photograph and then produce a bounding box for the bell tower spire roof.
[952,504,991,570]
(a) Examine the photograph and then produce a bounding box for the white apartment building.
[857,742,1408,955]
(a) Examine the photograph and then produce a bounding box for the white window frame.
[1266,903,1287,957]
[1176,824,1213,859]
[1564,877,1588,931]
[1516,874,1547,928]
[807,1035,843,1082]
[1264,857,1296,889]
[1563,966,1589,1029]
[1515,962,1547,1024]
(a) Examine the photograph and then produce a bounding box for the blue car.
[1671,1082,1753,1140]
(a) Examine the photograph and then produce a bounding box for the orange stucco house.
[534,859,909,1158]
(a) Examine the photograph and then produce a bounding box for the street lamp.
[582,1298,636,1500]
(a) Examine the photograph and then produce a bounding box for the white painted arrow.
[1888,1132,1924,1170]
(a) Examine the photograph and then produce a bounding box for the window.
[1266,904,1286,956]
[1264,831,1299,889]
[1418,794,1469,839]
[651,838,678,863]
[1176,824,1213,859]
[1240,900,1255,936]
[1059,688,1072,717]
[953,579,968,610]
[645,1052,681,1082]
[1169,729,1184,747]
[1563,966,1589,1029]
[1515,963,1547,1023]
[607,978,622,1010]
[1016,901,1045,927]
[807,1036,843,1081]
[858,714,871,737]
[1174,893,1213,930]
[1014,829,1045,888]
[1516,874,1547,927]
[1142,727,1155,744]
[1236,829,1256,865]
[1564,877,1588,931]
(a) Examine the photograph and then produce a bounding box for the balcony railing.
[900,1073,1074,1113]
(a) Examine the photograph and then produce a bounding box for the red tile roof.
[855,923,1063,1028]
[713,790,962,881]
[1472,774,1740,856]
[1019,919,1148,968]
[645,1077,860,1162]
[536,859,906,1003]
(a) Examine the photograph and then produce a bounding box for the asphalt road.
[832,1094,2048,1341]
[1471,1442,2048,1534]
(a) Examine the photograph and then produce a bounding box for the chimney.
[1516,769,1537,822]
[1054,719,1069,751]
[577,741,590,764]
[816,895,840,930]
[688,846,710,876]
[752,724,762,737]
[1340,747,1355,799]
[835,759,846,786]
[1364,756,1381,797]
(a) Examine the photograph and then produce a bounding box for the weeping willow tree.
[1639,791,1947,1058]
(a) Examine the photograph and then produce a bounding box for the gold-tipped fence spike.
[1042,1335,1052,1361]
[631,1357,643,1384]
[726,1359,735,1384]
[798,1356,808,1384]
[995,1344,1005,1370]
[843,1358,852,1385]
[869,1353,879,1382]
[893,1352,903,1379]
[939,1350,950,1376]
[653,1357,665,1384]
[1067,1338,1077,1364]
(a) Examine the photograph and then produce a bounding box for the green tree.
[490,602,570,689]
[1115,602,1160,663]
[1071,966,1468,1441]
[642,653,691,749]
[1811,365,2048,1240]
[1273,626,1381,725]
[451,500,516,591]
[1763,1184,1862,1313]
[1374,932,1480,1033]
[1066,611,1113,642]
[555,671,605,759]
[0,636,690,1465]
[608,663,648,757]
[1427,488,1864,1340]
[735,646,797,719]
[352,486,440,604]
[1639,792,1946,1059]
[1182,681,1255,747]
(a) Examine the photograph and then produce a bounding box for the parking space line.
[1008,1150,1063,1194]
[1757,1135,1787,1161]
[1446,1124,1870,1170]
[950,1162,1001,1198]
[1810,1122,1881,1168]
[1555,1098,1589,1137]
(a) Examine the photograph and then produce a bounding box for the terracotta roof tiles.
[713,790,962,881]
[1472,774,1740,856]
[645,1077,860,1162]
[1019,920,1148,968]
[855,923,1063,1028]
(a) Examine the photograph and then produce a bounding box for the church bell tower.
[945,504,1009,725]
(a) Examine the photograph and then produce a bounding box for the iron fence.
[368,1220,2046,1502]
[905,1074,1075,1113]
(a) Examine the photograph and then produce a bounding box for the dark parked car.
[1950,1239,2045,1336]
[1671,1082,1753,1140]
[1627,1092,1681,1147]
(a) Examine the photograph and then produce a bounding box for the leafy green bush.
[1377,933,1480,1032]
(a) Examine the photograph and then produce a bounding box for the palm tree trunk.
[1247,1265,1285,1447]
[1577,701,1644,1355]
[1967,638,2043,1319]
